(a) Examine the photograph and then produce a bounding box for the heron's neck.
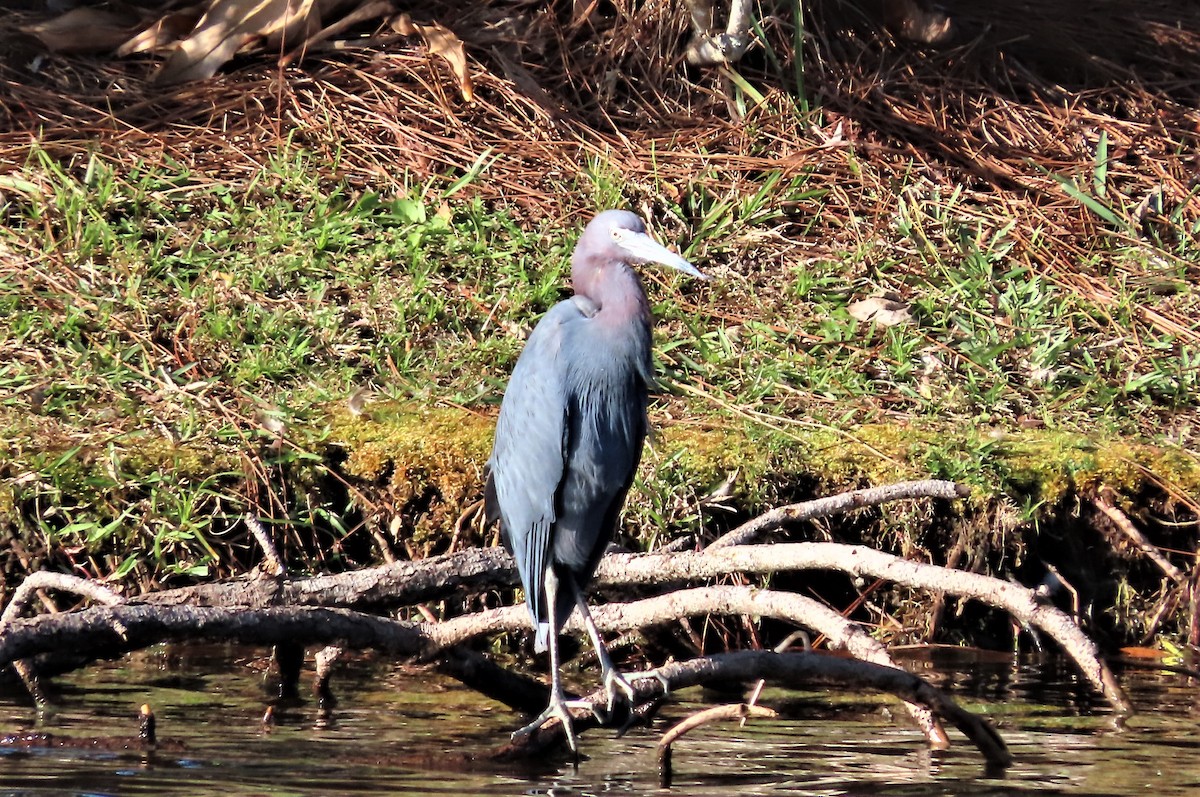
[574,261,650,328]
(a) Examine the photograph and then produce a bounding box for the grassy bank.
[1,0,1198,645]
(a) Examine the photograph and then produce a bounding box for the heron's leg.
[566,577,666,715]
[512,566,581,753]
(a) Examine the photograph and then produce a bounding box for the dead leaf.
[391,14,474,102]
[117,10,205,57]
[156,0,321,85]
[847,296,912,327]
[279,0,393,66]
[20,7,145,54]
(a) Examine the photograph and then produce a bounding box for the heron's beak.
[619,232,708,280]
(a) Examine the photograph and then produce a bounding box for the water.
[0,644,1197,796]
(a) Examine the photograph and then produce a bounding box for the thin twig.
[244,513,286,577]
[657,702,778,786]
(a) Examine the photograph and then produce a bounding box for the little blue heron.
[485,210,706,752]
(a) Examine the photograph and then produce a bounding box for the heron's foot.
[628,668,672,697]
[601,668,637,714]
[596,667,671,718]
[512,695,589,753]
[597,669,673,737]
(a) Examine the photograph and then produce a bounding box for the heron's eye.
[611,228,625,242]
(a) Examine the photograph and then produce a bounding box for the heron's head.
[572,210,706,292]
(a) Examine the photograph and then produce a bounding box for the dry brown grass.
[4,1,1197,338]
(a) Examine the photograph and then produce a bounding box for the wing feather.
[485,300,584,648]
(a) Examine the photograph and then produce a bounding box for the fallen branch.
[5,577,1040,752]
[595,544,1130,713]
[428,584,951,745]
[710,479,970,548]
[0,605,428,666]
[0,585,951,746]
[0,474,1126,761]
[497,650,1011,769]
[0,572,125,703]
[0,583,947,735]
[0,572,122,631]
[130,547,515,611]
[3,539,1128,714]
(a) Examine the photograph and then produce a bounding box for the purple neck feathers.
[572,258,651,329]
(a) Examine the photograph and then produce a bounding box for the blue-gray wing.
[485,299,587,643]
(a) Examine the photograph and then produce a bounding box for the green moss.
[655,425,775,499]
[996,430,1200,507]
[120,436,238,480]
[801,423,928,486]
[325,401,495,547]
[0,483,15,526]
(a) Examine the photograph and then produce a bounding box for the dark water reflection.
[0,645,1197,796]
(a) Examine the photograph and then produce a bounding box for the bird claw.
[603,669,673,737]
[602,668,638,714]
[512,697,584,754]
[593,668,671,722]
[625,668,672,697]
[619,667,676,696]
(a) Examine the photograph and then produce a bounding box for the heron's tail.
[534,622,552,653]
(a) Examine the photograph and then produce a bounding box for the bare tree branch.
[0,572,122,632]
[0,585,955,747]
[424,585,952,744]
[4,537,1127,714]
[135,547,515,611]
[711,479,970,548]
[595,544,1130,713]
[0,605,427,666]
[0,571,125,700]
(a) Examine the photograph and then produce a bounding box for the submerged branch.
[657,702,778,787]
